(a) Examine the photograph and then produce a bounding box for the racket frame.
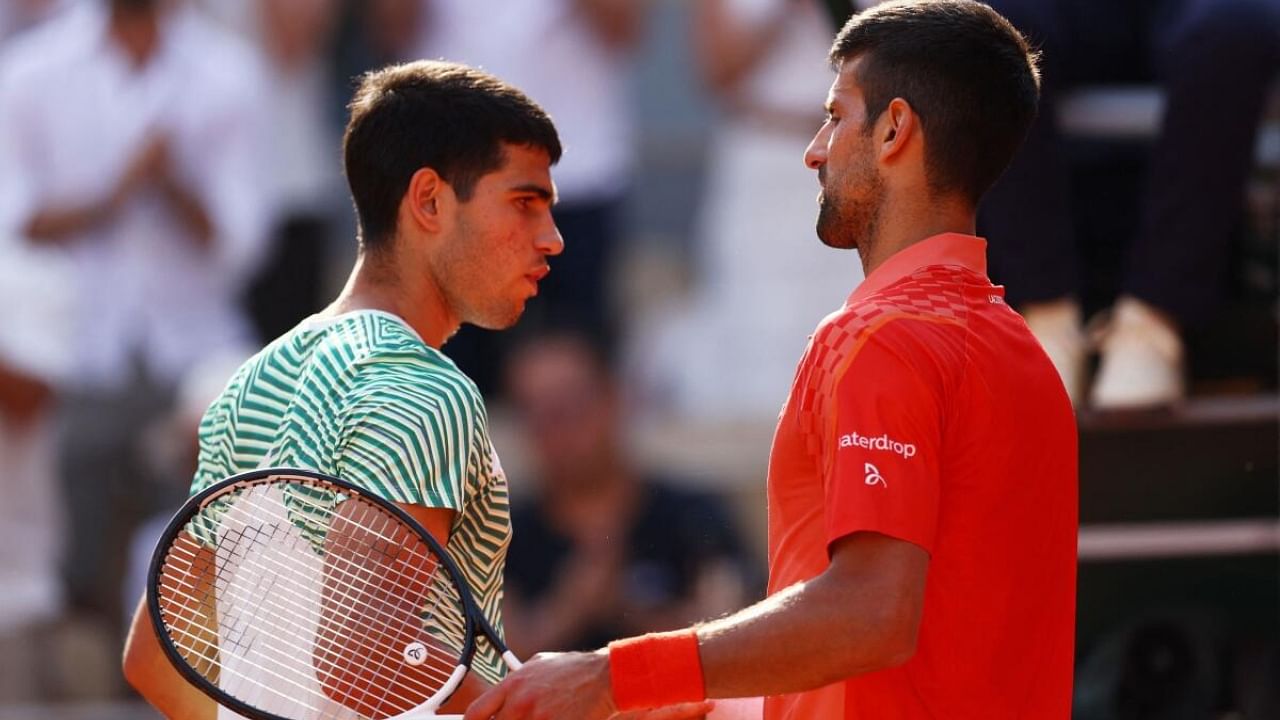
[146,467,507,720]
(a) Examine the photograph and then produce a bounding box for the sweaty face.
[432,144,562,330]
[805,58,886,253]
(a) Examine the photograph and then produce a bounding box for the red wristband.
[608,630,706,711]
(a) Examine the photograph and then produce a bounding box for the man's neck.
[860,194,976,277]
[324,252,459,348]
[109,10,162,69]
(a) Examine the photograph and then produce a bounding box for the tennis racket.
[147,467,521,720]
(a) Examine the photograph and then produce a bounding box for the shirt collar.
[848,232,988,305]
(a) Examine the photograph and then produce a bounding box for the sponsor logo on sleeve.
[838,431,917,459]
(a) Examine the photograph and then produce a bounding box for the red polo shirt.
[764,233,1077,719]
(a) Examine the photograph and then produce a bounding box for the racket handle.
[502,649,523,670]
[395,655,521,719]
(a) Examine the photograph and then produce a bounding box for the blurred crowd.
[0,0,1276,710]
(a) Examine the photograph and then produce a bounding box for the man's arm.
[396,504,495,714]
[572,0,647,50]
[122,534,218,720]
[151,138,214,249]
[23,134,214,246]
[692,0,803,94]
[700,531,926,696]
[463,530,928,719]
[23,202,116,244]
[0,362,51,425]
[24,135,166,244]
[123,594,219,719]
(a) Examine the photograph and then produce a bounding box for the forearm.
[24,202,112,244]
[0,364,51,424]
[461,535,926,718]
[122,595,217,720]
[160,178,214,249]
[694,570,913,698]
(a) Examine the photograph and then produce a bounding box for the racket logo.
[864,462,886,488]
[403,641,428,666]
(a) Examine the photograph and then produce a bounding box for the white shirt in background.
[413,0,636,203]
[191,0,344,217]
[0,2,273,392]
[633,0,863,424]
[0,243,72,633]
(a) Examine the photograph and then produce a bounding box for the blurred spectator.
[633,0,862,423]
[0,0,69,41]
[193,0,349,341]
[411,0,646,394]
[981,0,1280,409]
[191,0,346,342]
[243,0,346,342]
[335,0,424,76]
[121,349,250,632]
[502,331,758,657]
[0,0,270,629]
[0,243,73,700]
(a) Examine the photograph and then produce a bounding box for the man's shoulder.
[826,264,988,343]
[792,268,984,401]
[846,264,982,325]
[0,7,95,87]
[170,10,266,86]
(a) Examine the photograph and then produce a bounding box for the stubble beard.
[816,156,885,264]
[452,273,525,331]
[435,227,525,332]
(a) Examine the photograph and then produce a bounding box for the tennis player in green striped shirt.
[124,60,564,718]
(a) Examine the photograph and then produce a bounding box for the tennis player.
[120,60,697,719]
[463,2,1078,719]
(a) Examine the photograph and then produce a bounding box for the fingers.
[616,700,717,720]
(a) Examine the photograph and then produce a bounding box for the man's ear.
[877,97,917,164]
[404,167,450,235]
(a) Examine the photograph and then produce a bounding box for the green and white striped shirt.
[192,310,512,682]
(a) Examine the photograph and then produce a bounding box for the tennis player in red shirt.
[465,2,1077,718]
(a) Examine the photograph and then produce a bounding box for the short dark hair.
[830,0,1040,204]
[342,61,562,251]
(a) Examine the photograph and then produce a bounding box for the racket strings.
[161,486,460,712]
[163,540,463,690]
[314,506,465,714]
[160,565,453,718]
[161,539,449,718]
[155,481,470,719]
[161,525,466,691]
[276,482,472,644]
[172,489,465,666]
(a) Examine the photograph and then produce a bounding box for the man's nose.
[536,222,564,256]
[804,133,827,171]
